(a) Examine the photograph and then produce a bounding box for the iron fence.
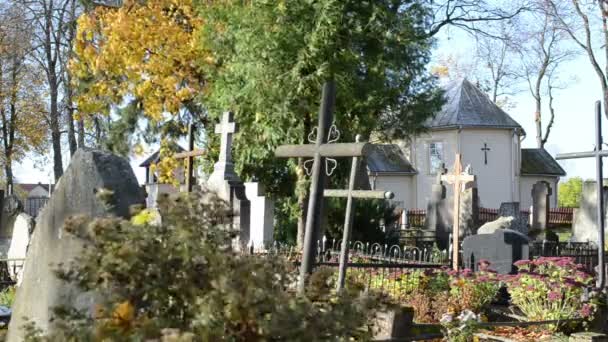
[0,258,25,289]
[529,241,600,274]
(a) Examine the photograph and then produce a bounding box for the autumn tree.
[0,3,49,188]
[200,1,443,246]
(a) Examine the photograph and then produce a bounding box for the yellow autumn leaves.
[71,0,209,121]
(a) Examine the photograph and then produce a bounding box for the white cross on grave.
[441,153,475,270]
[209,111,240,182]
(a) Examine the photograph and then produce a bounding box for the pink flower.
[548,291,561,301]
[580,304,593,318]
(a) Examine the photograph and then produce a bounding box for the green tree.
[558,177,583,208]
[199,0,443,246]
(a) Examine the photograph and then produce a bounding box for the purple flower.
[548,291,561,301]
[580,304,593,318]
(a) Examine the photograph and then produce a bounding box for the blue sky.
[13,26,606,185]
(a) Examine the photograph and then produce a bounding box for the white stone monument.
[244,182,274,250]
[6,213,33,285]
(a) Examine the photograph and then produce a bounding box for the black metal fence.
[529,241,600,274]
[0,258,25,289]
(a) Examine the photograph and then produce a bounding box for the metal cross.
[440,154,475,270]
[481,143,491,165]
[274,81,373,293]
[173,123,206,192]
[322,135,394,291]
[556,101,606,289]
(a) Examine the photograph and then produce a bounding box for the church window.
[429,142,444,174]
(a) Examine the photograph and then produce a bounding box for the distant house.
[15,182,53,217]
[140,145,189,208]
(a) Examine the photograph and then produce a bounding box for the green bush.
[0,286,16,308]
[26,191,376,341]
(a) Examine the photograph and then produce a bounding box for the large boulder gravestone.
[573,181,608,243]
[7,149,144,341]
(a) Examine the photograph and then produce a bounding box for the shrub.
[0,286,15,308]
[446,268,501,314]
[25,191,377,341]
[505,257,598,329]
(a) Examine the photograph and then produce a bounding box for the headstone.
[569,332,608,342]
[531,181,552,231]
[459,186,479,238]
[244,182,274,250]
[372,306,414,340]
[206,112,251,243]
[0,195,25,258]
[478,216,514,235]
[573,181,608,243]
[498,202,528,235]
[462,229,529,274]
[426,175,449,250]
[7,149,145,341]
[6,213,34,285]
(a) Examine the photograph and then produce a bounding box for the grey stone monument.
[459,185,479,238]
[573,180,608,243]
[531,181,552,231]
[462,229,529,274]
[206,111,251,244]
[244,182,274,250]
[499,202,528,235]
[7,149,145,341]
[426,174,448,250]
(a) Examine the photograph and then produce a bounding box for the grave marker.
[275,81,375,292]
[556,101,606,288]
[441,154,475,270]
[531,181,552,231]
[322,135,394,291]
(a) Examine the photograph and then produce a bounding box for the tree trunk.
[4,158,13,192]
[296,112,313,249]
[50,78,63,181]
[66,77,77,156]
[535,98,542,148]
[77,118,85,148]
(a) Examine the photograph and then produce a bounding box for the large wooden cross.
[440,154,475,270]
[322,135,394,291]
[173,123,205,192]
[274,81,373,292]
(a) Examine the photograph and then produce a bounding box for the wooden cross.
[322,135,394,291]
[481,143,491,165]
[274,81,374,292]
[556,101,606,288]
[440,154,475,270]
[173,123,205,192]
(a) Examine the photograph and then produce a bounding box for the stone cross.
[531,181,552,231]
[275,81,374,292]
[481,143,491,165]
[322,135,394,291]
[216,111,237,165]
[556,101,606,288]
[441,154,475,270]
[173,123,205,192]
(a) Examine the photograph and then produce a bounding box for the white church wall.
[28,185,50,198]
[459,128,517,208]
[372,175,415,210]
[413,129,459,209]
[519,176,559,209]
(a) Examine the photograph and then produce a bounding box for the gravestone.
[459,186,479,238]
[498,202,528,235]
[7,149,144,341]
[462,229,529,274]
[426,175,449,250]
[573,181,608,243]
[206,112,250,243]
[244,182,274,250]
[0,195,24,257]
[531,181,552,231]
[6,213,34,285]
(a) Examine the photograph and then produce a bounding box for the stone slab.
[7,149,144,341]
[462,229,529,274]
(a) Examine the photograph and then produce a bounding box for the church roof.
[139,144,185,167]
[366,144,417,175]
[521,148,566,176]
[427,79,524,132]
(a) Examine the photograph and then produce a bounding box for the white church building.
[366,79,566,211]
